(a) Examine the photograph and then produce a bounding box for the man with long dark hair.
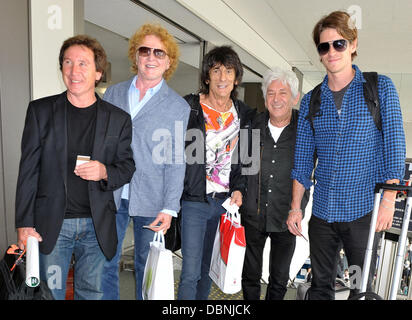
[178,46,255,300]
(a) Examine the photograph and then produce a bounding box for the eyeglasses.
[317,39,348,55]
[137,46,167,59]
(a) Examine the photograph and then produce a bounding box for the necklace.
[201,94,232,113]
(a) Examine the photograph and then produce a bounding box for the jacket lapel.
[52,92,68,188]
[92,94,109,160]
[119,78,133,115]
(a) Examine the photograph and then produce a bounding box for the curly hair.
[128,23,180,81]
[59,35,107,86]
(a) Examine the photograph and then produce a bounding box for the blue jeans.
[39,218,106,300]
[102,199,155,300]
[177,196,225,300]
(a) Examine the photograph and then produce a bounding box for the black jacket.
[15,92,135,259]
[241,109,309,232]
[182,93,256,202]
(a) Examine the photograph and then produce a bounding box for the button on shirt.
[121,76,176,217]
[291,65,405,223]
[259,112,303,232]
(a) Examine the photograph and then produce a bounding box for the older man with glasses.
[287,11,406,299]
[101,23,190,300]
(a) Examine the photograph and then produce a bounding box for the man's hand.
[230,190,243,207]
[148,212,172,234]
[376,203,394,232]
[286,209,303,237]
[376,203,395,232]
[376,190,397,232]
[74,160,107,181]
[17,227,42,251]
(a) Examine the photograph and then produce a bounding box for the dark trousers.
[242,220,296,300]
[308,213,380,300]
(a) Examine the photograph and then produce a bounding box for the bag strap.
[306,83,322,132]
[225,210,241,225]
[153,231,165,245]
[362,71,382,131]
[307,72,381,132]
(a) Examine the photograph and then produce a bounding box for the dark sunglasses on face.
[317,39,348,55]
[137,46,167,59]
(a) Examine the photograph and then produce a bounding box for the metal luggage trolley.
[359,183,412,300]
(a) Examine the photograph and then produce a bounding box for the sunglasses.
[317,39,348,55]
[137,46,167,59]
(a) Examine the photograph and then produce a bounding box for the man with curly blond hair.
[101,23,190,300]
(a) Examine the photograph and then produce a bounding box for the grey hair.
[261,67,299,102]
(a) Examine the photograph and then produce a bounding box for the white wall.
[85,21,133,87]
[0,0,32,255]
[30,0,74,99]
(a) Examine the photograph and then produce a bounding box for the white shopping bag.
[142,232,174,300]
[209,210,246,294]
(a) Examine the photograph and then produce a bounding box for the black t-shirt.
[65,97,97,219]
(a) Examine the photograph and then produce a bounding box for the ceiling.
[84,0,412,124]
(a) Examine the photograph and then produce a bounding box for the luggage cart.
[359,183,412,300]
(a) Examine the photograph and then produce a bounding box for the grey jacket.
[103,77,190,217]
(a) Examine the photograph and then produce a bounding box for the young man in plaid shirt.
[287,11,406,299]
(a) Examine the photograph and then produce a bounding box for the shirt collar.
[129,75,164,95]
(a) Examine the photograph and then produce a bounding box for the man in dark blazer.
[15,35,135,300]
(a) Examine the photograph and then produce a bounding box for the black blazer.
[15,92,135,259]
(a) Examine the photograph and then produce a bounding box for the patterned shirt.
[201,102,240,193]
[291,65,405,222]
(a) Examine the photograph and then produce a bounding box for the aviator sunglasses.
[137,46,167,59]
[317,39,348,55]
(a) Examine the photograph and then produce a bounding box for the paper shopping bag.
[142,232,174,300]
[209,212,246,294]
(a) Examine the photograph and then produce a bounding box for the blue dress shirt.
[291,65,406,222]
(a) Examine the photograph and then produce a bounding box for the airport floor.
[63,249,407,300]
[119,249,298,300]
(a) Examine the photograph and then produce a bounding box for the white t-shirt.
[268,120,286,143]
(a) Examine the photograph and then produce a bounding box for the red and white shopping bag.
[209,211,246,294]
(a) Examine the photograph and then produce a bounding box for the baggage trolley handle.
[374,183,412,195]
[360,183,412,300]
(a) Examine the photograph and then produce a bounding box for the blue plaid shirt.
[291,65,406,222]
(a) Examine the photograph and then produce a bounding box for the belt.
[207,192,229,200]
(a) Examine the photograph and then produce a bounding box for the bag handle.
[152,231,165,244]
[225,210,241,225]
